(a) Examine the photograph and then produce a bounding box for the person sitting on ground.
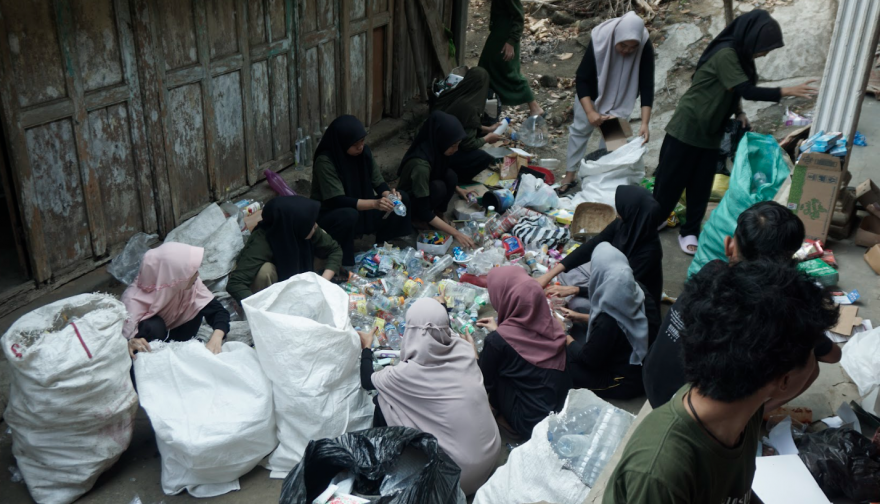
[652,9,817,255]
[358,298,501,496]
[396,111,476,248]
[431,67,502,185]
[227,196,343,302]
[538,185,662,307]
[603,260,838,504]
[642,200,842,408]
[558,11,654,195]
[477,266,571,439]
[122,242,229,359]
[559,243,660,399]
[310,115,412,269]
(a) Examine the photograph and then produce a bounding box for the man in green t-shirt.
[604,259,838,504]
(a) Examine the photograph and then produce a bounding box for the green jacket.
[227,227,343,302]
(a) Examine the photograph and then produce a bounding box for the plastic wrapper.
[279,427,464,504]
[108,232,158,285]
[793,427,880,502]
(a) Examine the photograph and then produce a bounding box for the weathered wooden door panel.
[0,0,157,282]
[299,0,339,137]
[342,0,393,126]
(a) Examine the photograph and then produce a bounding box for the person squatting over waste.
[227,196,343,302]
[603,259,839,504]
[358,298,502,496]
[561,243,660,400]
[122,242,230,359]
[477,266,571,439]
[310,115,413,269]
[478,0,543,118]
[538,185,663,306]
[642,201,842,409]
[558,11,655,195]
[431,67,503,184]
[396,111,477,249]
[652,9,818,255]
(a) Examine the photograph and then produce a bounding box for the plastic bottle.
[370,293,404,312]
[384,193,407,218]
[385,324,401,350]
[383,272,406,296]
[402,277,424,297]
[493,117,510,135]
[556,434,589,459]
[752,171,768,192]
[422,255,454,282]
[571,407,631,486]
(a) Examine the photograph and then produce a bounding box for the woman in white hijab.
[558,11,654,194]
[358,298,501,495]
[559,243,660,399]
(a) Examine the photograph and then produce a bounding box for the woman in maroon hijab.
[477,266,572,438]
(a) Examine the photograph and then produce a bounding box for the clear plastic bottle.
[422,255,454,281]
[384,272,406,296]
[385,193,407,217]
[572,407,631,486]
[370,293,404,312]
[556,434,589,459]
[385,324,401,350]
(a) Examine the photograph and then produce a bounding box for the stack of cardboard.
[829,185,856,240]
[788,152,846,244]
[855,180,880,246]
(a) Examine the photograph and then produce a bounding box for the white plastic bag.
[108,232,158,285]
[473,389,633,504]
[514,173,559,212]
[573,137,646,207]
[134,340,277,497]
[1,294,138,504]
[841,327,880,397]
[164,203,245,282]
[241,273,373,478]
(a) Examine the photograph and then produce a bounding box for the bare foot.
[529,102,544,117]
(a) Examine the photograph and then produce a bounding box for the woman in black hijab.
[431,68,501,183]
[537,185,663,306]
[310,115,411,267]
[227,196,343,302]
[652,9,817,256]
[397,111,476,248]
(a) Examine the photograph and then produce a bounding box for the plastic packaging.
[265,168,297,196]
[370,294,405,312]
[384,193,407,218]
[422,255,454,282]
[502,236,525,260]
[108,232,158,285]
[520,115,548,148]
[279,427,464,504]
[794,427,880,502]
[385,324,401,350]
[493,117,510,135]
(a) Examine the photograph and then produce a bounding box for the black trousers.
[449,148,494,184]
[318,193,413,267]
[430,169,459,214]
[137,315,202,343]
[566,322,645,400]
[652,134,719,237]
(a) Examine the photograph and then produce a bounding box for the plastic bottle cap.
[488,206,495,212]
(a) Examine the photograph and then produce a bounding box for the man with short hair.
[643,201,841,408]
[603,260,839,504]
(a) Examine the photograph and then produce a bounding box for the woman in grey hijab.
[559,242,660,399]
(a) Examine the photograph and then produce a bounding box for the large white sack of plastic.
[474,389,634,504]
[241,272,373,478]
[1,294,138,504]
[164,202,244,282]
[134,340,277,497]
[573,137,646,207]
[841,326,880,397]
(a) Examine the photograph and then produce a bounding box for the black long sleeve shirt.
[576,40,655,109]
[200,298,231,336]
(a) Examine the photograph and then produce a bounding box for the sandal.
[678,235,699,256]
[555,181,578,196]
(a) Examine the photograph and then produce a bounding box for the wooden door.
[298,0,340,138]
[0,0,156,282]
[342,0,394,126]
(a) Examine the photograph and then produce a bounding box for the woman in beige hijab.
[359,298,501,495]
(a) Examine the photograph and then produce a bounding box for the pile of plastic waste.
[341,205,583,361]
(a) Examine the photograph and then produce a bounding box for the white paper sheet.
[753,455,830,504]
[767,416,799,456]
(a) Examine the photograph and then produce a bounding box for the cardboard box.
[855,179,880,218]
[599,118,633,151]
[500,147,533,179]
[865,244,880,274]
[856,214,880,247]
[787,152,843,242]
[831,305,861,337]
[831,188,855,226]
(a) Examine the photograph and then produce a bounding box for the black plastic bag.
[716,119,750,176]
[279,427,462,504]
[793,427,880,502]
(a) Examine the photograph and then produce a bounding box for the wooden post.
[404,0,430,100]
[723,0,734,25]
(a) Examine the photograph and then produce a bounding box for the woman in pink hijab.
[121,242,229,359]
[476,266,571,439]
[358,298,501,495]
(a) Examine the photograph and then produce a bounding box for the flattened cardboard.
[831,305,862,336]
[787,152,843,242]
[501,153,531,179]
[599,118,633,151]
[865,244,880,274]
[856,214,880,247]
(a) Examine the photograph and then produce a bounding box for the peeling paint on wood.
[271,54,291,156]
[352,0,366,20]
[71,0,123,92]
[247,0,266,46]
[319,42,336,130]
[268,0,286,41]
[1,0,67,107]
[25,120,91,271]
[251,59,272,164]
[206,0,239,59]
[168,83,210,215]
[157,0,198,70]
[211,70,247,191]
[350,32,366,122]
